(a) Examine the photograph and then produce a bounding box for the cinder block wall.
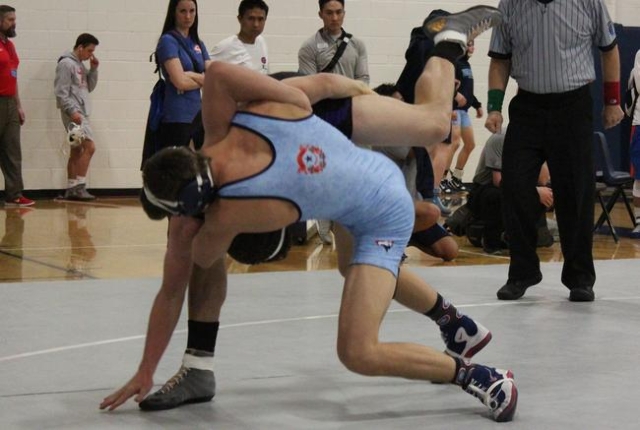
[5,0,639,191]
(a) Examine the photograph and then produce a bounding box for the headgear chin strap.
[176,164,217,215]
[143,186,182,216]
[144,164,217,216]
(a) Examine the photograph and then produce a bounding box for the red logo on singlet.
[297,145,326,174]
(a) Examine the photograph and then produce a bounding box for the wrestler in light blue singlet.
[218,112,414,276]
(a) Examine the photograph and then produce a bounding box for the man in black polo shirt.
[485,0,625,302]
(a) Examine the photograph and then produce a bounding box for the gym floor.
[1,197,639,429]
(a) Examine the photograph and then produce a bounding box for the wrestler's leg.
[351,56,454,148]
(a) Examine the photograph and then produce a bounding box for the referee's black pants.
[501,85,595,290]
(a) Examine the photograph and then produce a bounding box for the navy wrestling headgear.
[144,166,215,216]
[142,146,217,218]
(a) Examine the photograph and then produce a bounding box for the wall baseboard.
[1,189,141,200]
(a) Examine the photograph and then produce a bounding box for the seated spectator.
[467,131,554,254]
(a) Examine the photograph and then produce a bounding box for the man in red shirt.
[0,5,33,207]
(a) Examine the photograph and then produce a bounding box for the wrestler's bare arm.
[202,62,311,143]
[100,215,203,411]
[282,73,374,105]
[191,207,237,269]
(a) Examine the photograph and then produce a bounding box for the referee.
[484,0,624,302]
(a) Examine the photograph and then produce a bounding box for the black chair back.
[594,132,633,185]
[594,131,615,183]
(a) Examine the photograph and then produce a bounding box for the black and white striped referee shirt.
[489,0,618,94]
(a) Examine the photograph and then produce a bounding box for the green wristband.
[487,89,505,113]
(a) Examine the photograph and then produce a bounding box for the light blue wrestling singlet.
[217,112,414,276]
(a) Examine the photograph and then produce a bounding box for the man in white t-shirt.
[210,0,269,74]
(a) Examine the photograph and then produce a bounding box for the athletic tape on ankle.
[633,180,640,198]
[182,353,215,371]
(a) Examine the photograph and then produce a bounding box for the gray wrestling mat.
[1,260,639,429]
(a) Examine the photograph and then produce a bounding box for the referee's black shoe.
[569,286,595,302]
[423,5,502,49]
[496,273,543,300]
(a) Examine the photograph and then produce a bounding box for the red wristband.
[604,81,620,105]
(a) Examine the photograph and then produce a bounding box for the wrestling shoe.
[460,365,518,422]
[424,5,502,49]
[441,315,492,359]
[139,366,215,411]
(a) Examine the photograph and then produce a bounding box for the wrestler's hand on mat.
[602,104,624,130]
[485,111,503,134]
[99,371,153,411]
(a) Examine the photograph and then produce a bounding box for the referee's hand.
[602,105,624,130]
[485,111,503,134]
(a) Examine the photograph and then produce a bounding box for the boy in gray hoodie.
[54,33,99,200]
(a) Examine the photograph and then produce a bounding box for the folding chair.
[593,131,637,242]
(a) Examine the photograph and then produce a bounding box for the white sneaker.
[65,184,95,201]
